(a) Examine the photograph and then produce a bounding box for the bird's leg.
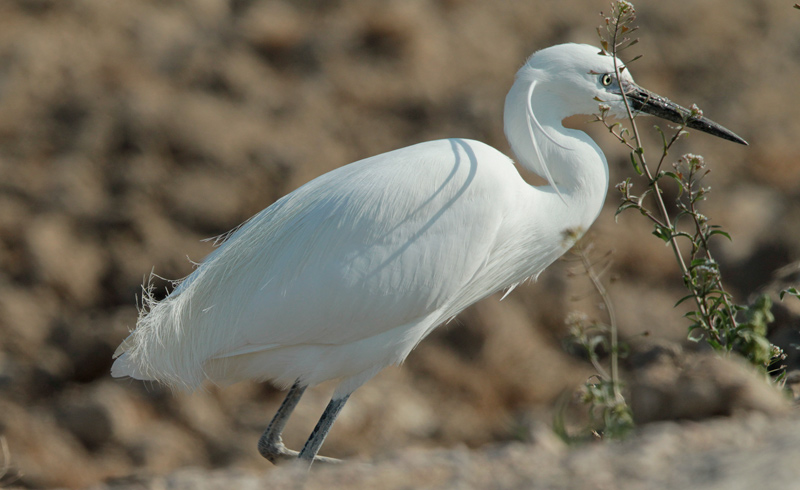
[257,381,307,464]
[257,381,344,465]
[297,393,351,468]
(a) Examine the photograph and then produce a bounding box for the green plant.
[595,0,786,376]
[562,237,633,440]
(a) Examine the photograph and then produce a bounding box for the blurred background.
[0,0,798,487]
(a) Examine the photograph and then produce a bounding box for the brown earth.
[0,0,799,488]
[88,412,800,490]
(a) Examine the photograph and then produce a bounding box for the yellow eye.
[601,74,613,86]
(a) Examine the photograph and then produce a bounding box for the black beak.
[621,83,748,145]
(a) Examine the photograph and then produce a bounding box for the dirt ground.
[87,412,800,490]
[1,0,799,488]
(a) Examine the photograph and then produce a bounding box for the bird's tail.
[110,275,210,392]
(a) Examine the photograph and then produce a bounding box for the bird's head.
[514,43,747,145]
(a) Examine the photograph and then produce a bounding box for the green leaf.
[708,289,732,300]
[655,125,668,150]
[615,202,639,217]
[687,332,704,343]
[651,224,671,242]
[630,151,643,175]
[675,294,697,307]
[780,287,800,300]
[708,229,732,241]
[689,258,709,268]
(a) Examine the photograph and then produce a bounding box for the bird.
[111,43,747,467]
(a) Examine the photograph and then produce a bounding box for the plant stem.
[608,10,715,331]
[576,245,622,403]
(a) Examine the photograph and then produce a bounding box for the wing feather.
[113,138,525,389]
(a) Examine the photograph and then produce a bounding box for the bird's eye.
[600,74,613,87]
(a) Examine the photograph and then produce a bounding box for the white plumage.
[112,134,606,394]
[111,43,745,465]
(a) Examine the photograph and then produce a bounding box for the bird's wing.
[125,139,527,375]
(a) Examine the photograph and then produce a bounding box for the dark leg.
[257,381,344,465]
[258,381,306,463]
[297,393,351,468]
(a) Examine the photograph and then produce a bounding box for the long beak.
[620,83,748,145]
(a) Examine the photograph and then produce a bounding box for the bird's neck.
[504,85,609,239]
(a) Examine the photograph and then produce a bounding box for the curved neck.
[504,78,610,235]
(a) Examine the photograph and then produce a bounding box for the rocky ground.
[1,0,799,488]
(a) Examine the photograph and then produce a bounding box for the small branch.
[575,243,623,403]
[606,8,714,327]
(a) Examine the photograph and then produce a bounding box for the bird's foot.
[258,435,342,465]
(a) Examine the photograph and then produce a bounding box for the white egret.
[111,43,746,466]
